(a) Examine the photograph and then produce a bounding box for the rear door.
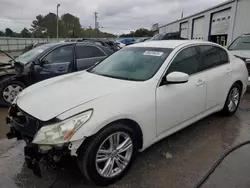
[198,45,232,110]
[75,44,107,71]
[34,44,74,81]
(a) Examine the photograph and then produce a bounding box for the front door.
[156,46,206,135]
[33,44,74,82]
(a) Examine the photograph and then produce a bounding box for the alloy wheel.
[3,84,23,103]
[228,87,240,112]
[95,132,133,178]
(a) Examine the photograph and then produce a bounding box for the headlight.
[32,110,92,145]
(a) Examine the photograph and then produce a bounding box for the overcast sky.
[0,0,228,35]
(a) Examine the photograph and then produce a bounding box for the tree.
[20,28,31,37]
[134,28,154,37]
[120,28,154,37]
[0,31,4,36]
[61,13,81,37]
[5,28,13,37]
[42,12,57,38]
[29,12,116,38]
[30,13,58,38]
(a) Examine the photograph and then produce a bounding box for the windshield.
[90,47,172,81]
[228,35,250,50]
[15,44,53,64]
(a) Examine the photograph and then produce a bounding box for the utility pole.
[94,12,98,37]
[57,4,60,41]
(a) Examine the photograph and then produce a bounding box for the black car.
[82,38,121,51]
[0,42,113,105]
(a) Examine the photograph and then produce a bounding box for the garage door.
[192,17,205,39]
[211,9,231,35]
[180,22,188,39]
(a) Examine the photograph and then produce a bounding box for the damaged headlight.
[32,110,93,145]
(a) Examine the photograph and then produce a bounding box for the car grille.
[9,105,43,138]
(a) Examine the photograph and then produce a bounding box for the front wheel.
[0,81,25,106]
[221,83,241,116]
[77,124,138,186]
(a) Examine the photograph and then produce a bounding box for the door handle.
[57,67,66,72]
[196,79,205,87]
[226,68,232,75]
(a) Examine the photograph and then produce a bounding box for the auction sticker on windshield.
[143,51,163,57]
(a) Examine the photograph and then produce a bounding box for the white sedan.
[7,40,248,185]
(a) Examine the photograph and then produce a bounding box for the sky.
[0,0,228,35]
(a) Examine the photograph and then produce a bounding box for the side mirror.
[40,59,49,66]
[166,72,189,84]
[33,59,41,65]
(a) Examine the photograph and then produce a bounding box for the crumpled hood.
[17,71,135,121]
[230,50,250,60]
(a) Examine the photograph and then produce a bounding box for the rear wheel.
[77,124,138,186]
[221,83,241,116]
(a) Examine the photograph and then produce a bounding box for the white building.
[153,0,250,46]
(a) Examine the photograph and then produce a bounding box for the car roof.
[129,40,215,49]
[47,42,100,47]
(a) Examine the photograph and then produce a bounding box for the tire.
[221,83,241,116]
[77,123,139,186]
[0,80,25,106]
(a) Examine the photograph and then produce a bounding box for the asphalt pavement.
[1,90,250,188]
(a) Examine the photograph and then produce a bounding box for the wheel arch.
[77,118,144,155]
[234,80,243,94]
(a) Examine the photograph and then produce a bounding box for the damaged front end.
[0,50,25,85]
[6,104,86,177]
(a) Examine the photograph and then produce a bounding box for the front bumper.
[6,117,71,178]
[24,143,70,177]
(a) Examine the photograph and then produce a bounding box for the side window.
[199,45,229,70]
[167,47,200,75]
[76,46,105,59]
[42,45,73,64]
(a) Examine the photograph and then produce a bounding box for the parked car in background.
[135,38,149,43]
[22,42,47,54]
[0,42,113,105]
[120,38,135,45]
[150,32,186,41]
[228,34,250,85]
[115,41,126,48]
[7,40,248,185]
[82,38,120,52]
